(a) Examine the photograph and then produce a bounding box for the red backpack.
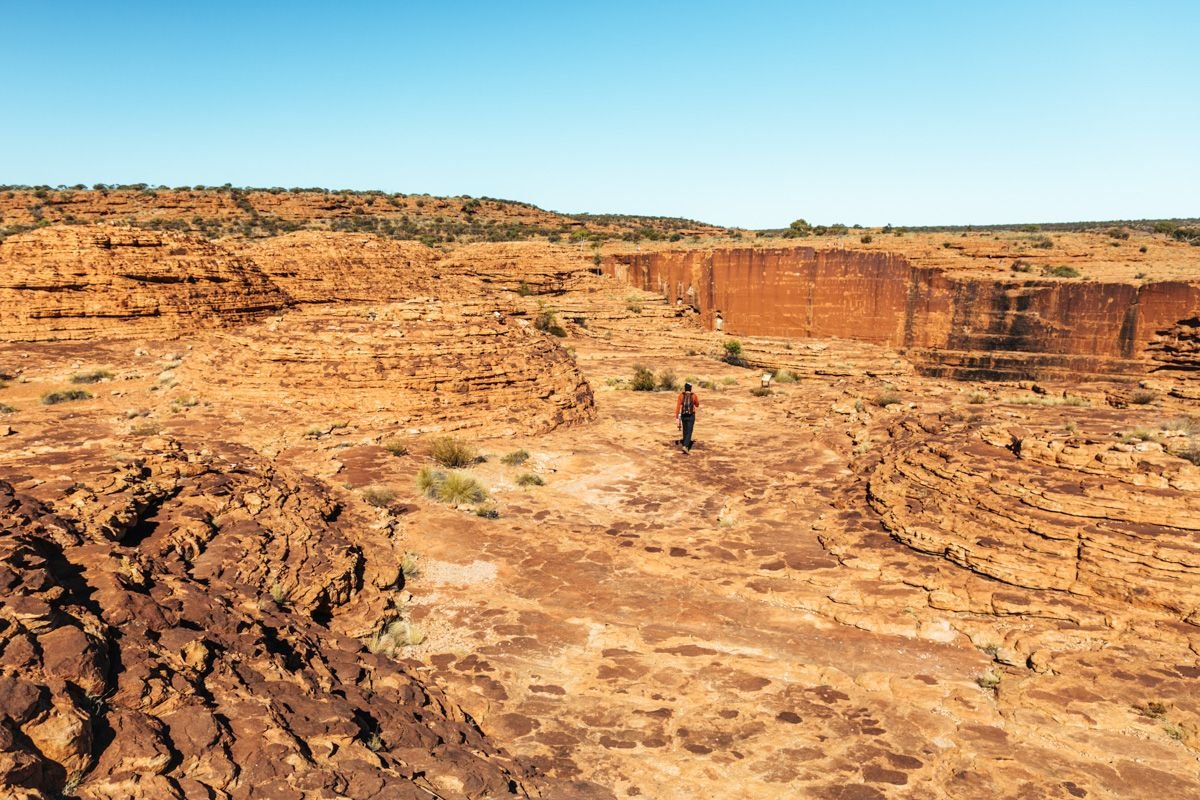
[680,391,695,415]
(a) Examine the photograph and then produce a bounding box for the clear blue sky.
[2,1,1196,228]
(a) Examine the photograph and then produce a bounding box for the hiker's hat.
[684,382,692,391]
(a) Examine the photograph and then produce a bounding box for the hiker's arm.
[675,394,682,417]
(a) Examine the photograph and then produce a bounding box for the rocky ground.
[1,227,1199,798]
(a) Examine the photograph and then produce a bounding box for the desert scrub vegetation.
[773,369,798,384]
[750,386,772,397]
[516,472,544,487]
[976,669,1002,692]
[70,369,114,384]
[967,391,990,404]
[625,295,643,314]
[1012,393,1089,407]
[1043,265,1080,278]
[439,472,487,504]
[873,389,903,408]
[381,438,409,456]
[416,465,446,497]
[370,619,425,655]
[534,307,567,337]
[1128,389,1157,405]
[429,435,477,468]
[500,449,530,466]
[631,365,656,392]
[399,551,421,581]
[42,389,91,405]
[417,466,487,505]
[1162,417,1200,435]
[361,485,398,508]
[657,369,680,391]
[722,340,745,366]
[1119,428,1158,444]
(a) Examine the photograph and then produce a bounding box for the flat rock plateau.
[1,196,1199,800]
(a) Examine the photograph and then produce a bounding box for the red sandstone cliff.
[605,247,1200,380]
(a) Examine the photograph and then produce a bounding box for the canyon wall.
[606,247,1200,380]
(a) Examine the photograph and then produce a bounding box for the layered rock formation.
[0,226,289,342]
[235,232,438,303]
[0,440,532,799]
[868,417,1200,613]
[605,247,1200,380]
[181,302,594,437]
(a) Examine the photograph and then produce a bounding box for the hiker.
[675,382,700,454]
[714,311,724,333]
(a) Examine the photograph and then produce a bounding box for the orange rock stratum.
[1,219,1199,799]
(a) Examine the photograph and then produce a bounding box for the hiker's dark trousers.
[681,413,696,450]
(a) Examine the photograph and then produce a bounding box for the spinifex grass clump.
[516,472,544,487]
[42,389,91,405]
[361,485,398,508]
[417,466,487,506]
[70,369,114,384]
[873,390,902,408]
[501,449,530,466]
[429,435,477,468]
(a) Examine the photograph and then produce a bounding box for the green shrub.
[874,390,902,408]
[657,369,680,392]
[1031,235,1054,249]
[516,281,532,296]
[1011,259,1033,273]
[70,369,113,384]
[474,506,500,519]
[1044,265,1080,278]
[438,472,486,505]
[361,485,398,508]
[535,308,567,337]
[626,299,643,314]
[429,436,477,468]
[723,340,744,366]
[774,369,798,384]
[860,234,873,244]
[632,365,656,391]
[750,386,772,397]
[516,473,544,487]
[0,403,13,414]
[967,392,989,404]
[500,449,530,466]
[42,389,91,405]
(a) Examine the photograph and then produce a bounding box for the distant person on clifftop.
[676,382,700,454]
[715,311,724,333]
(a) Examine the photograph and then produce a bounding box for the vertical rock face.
[606,247,1200,379]
[0,226,290,341]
